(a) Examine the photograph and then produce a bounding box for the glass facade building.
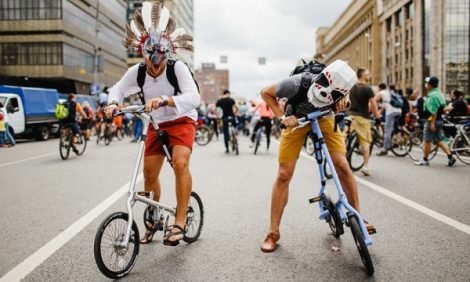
[0,0,127,94]
[445,0,469,94]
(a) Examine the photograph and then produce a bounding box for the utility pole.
[92,0,101,95]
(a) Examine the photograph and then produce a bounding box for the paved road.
[0,134,469,281]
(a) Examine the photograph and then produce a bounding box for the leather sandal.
[260,232,280,253]
[163,225,185,246]
[140,229,155,244]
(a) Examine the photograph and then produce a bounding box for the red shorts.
[144,117,196,157]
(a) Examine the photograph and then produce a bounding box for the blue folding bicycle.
[286,109,374,275]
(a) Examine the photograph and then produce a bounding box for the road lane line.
[0,174,143,282]
[297,150,470,236]
[0,153,56,168]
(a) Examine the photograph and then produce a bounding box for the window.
[406,3,414,19]
[395,10,402,27]
[0,0,62,20]
[0,42,62,65]
[386,17,392,32]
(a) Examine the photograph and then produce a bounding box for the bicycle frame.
[303,110,373,246]
[118,106,177,247]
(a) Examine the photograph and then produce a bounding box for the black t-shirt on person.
[349,83,375,118]
[216,97,236,117]
[450,100,468,117]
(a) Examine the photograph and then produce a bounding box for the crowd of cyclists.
[194,77,469,168]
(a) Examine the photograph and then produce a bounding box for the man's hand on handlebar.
[281,115,298,128]
[145,97,166,113]
[104,104,118,118]
[335,98,351,112]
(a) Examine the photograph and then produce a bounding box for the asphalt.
[0,134,469,281]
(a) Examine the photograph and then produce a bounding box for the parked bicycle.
[282,109,374,275]
[94,105,204,279]
[59,125,87,160]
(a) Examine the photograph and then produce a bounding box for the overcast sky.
[193,0,351,100]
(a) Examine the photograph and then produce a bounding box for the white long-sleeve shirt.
[108,61,200,123]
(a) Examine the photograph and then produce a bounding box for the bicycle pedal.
[309,196,322,204]
[138,191,152,197]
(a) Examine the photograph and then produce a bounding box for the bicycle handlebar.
[113,105,146,116]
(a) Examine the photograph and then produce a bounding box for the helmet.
[307,60,357,108]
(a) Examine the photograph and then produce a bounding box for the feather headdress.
[123,1,194,57]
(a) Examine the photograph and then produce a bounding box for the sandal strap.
[168,225,185,233]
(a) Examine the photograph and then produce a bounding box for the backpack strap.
[166,59,180,96]
[137,63,147,104]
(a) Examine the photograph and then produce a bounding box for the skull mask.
[307,60,357,108]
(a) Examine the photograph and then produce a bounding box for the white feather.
[158,6,170,32]
[130,21,141,38]
[170,28,186,40]
[142,1,152,30]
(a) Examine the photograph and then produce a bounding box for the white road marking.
[0,174,143,282]
[0,153,56,168]
[297,150,470,236]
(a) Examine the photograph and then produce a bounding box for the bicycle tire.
[390,129,409,157]
[452,132,470,165]
[231,130,239,155]
[75,133,87,155]
[347,133,364,171]
[254,129,262,155]
[184,191,204,243]
[348,213,374,276]
[59,132,71,160]
[407,130,438,161]
[195,126,210,146]
[94,212,140,279]
[323,194,343,237]
[305,135,315,155]
[323,159,333,179]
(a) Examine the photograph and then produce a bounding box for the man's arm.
[369,98,381,118]
[260,83,297,127]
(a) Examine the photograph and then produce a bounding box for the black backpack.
[136,58,199,104]
[285,59,326,117]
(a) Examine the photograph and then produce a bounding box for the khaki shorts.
[350,115,372,146]
[278,117,346,163]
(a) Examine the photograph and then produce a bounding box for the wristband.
[160,95,169,107]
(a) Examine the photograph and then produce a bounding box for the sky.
[193,0,351,100]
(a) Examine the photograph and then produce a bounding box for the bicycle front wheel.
[348,213,374,276]
[453,132,470,165]
[94,212,140,279]
[184,192,204,243]
[390,129,409,157]
[195,126,210,146]
[59,133,71,160]
[347,134,364,171]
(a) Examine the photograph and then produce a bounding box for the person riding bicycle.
[61,93,87,153]
[105,2,200,246]
[80,100,94,141]
[259,60,376,253]
[216,89,237,153]
[96,103,114,141]
[250,99,274,150]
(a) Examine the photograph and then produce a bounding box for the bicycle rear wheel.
[390,129,409,157]
[452,132,470,165]
[231,131,239,155]
[323,194,343,237]
[184,191,204,243]
[94,212,140,279]
[407,130,438,161]
[74,133,87,155]
[348,213,374,276]
[59,132,71,160]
